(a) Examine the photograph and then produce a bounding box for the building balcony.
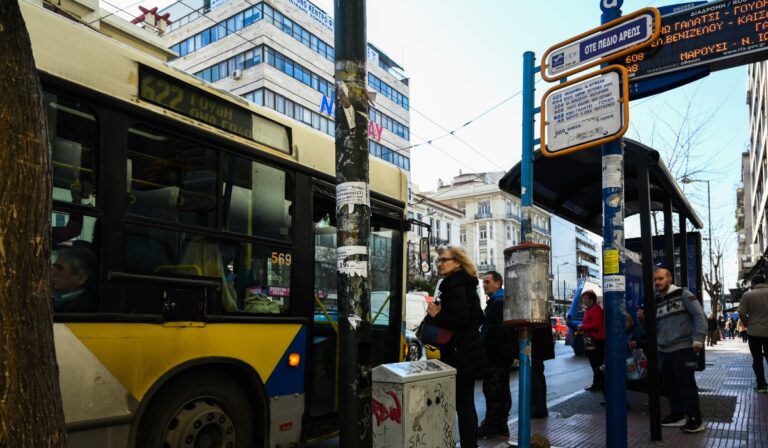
[478,263,497,273]
[533,223,550,235]
[429,236,449,247]
[474,212,493,220]
[505,212,520,221]
[576,244,598,257]
[478,239,488,247]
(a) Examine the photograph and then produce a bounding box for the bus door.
[307,188,403,423]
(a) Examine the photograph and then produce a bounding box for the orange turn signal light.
[288,353,300,367]
[279,422,293,431]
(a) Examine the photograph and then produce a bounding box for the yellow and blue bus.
[24,2,410,446]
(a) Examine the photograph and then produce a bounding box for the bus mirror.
[419,237,431,274]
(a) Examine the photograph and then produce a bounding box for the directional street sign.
[542,7,661,81]
[624,0,768,81]
[549,15,654,76]
[541,65,629,157]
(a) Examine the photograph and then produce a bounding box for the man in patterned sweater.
[645,267,708,433]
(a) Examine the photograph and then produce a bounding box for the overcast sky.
[107,0,748,292]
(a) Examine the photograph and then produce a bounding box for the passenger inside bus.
[52,247,98,312]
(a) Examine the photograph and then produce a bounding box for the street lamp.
[680,176,716,312]
[557,261,569,303]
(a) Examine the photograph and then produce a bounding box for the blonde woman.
[427,245,486,447]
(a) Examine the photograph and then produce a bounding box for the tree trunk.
[0,2,67,447]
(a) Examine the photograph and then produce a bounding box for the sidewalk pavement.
[480,337,768,448]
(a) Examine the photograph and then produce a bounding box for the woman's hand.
[427,302,441,318]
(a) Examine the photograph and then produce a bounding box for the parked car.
[551,316,568,340]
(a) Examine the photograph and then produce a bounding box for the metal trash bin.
[503,242,551,328]
[371,360,457,448]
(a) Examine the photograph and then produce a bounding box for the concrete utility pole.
[334,0,372,445]
[599,1,628,447]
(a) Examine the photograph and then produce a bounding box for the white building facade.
[423,172,551,275]
[160,0,411,171]
[407,190,464,276]
[742,61,768,280]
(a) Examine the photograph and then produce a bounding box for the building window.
[170,4,263,58]
[368,73,409,110]
[446,223,451,243]
[478,200,491,216]
[457,201,466,214]
[369,140,410,171]
[417,213,423,236]
[370,108,410,140]
[242,88,333,137]
[506,225,511,240]
[479,223,487,240]
[460,226,466,243]
[435,219,441,240]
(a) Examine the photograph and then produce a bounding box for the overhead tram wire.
[404,75,546,173]
[404,81,540,152]
[100,0,142,23]
[408,131,507,205]
[89,0,144,25]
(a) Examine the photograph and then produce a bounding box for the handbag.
[583,335,596,351]
[416,315,454,347]
[626,349,648,381]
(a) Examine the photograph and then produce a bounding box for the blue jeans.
[659,348,701,420]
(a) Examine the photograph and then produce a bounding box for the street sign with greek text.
[541,66,629,157]
[542,8,661,81]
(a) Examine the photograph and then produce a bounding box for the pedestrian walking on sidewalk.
[531,320,555,418]
[644,267,708,433]
[727,318,736,339]
[737,318,748,343]
[427,245,486,448]
[739,274,768,393]
[718,315,726,339]
[578,290,604,392]
[707,313,719,347]
[478,270,515,438]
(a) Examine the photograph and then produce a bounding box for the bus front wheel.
[137,371,256,448]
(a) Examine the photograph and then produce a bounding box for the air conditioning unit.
[231,69,242,80]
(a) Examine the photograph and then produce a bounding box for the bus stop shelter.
[498,137,704,441]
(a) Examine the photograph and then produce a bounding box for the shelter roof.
[498,138,703,234]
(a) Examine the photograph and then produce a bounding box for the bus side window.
[45,92,98,208]
[52,213,99,313]
[222,155,293,241]
[221,243,291,315]
[127,125,217,228]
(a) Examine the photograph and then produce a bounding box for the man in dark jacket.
[478,271,515,437]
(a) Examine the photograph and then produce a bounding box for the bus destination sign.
[624,0,768,81]
[139,66,254,140]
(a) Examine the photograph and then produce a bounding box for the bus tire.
[136,370,255,448]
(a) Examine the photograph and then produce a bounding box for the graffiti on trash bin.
[372,389,402,426]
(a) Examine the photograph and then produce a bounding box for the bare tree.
[0,2,67,447]
[631,92,732,235]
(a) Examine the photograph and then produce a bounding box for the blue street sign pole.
[517,50,536,448]
[600,1,628,448]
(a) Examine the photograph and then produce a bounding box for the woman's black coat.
[434,269,487,379]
